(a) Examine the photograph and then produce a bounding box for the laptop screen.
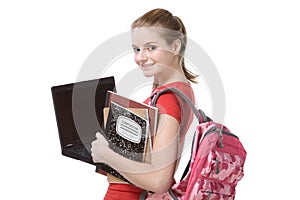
[51,76,116,149]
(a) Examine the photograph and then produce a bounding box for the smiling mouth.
[141,63,154,69]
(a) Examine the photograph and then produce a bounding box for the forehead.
[131,28,166,46]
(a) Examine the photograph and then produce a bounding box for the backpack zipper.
[203,126,238,139]
[202,126,238,148]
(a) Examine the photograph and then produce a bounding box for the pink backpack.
[140,88,247,200]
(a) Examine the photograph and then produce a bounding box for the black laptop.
[51,76,116,164]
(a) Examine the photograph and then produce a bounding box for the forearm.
[104,149,174,191]
[101,135,178,192]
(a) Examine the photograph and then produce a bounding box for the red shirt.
[144,81,195,139]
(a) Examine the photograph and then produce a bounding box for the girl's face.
[131,28,177,79]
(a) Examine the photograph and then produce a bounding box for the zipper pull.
[206,192,212,200]
[218,128,224,148]
[215,159,220,174]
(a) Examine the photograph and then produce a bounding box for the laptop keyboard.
[66,144,92,157]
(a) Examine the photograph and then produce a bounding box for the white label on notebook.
[116,116,142,143]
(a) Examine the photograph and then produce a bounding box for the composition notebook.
[96,91,159,177]
[104,102,150,162]
[105,91,159,140]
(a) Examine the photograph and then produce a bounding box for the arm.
[91,113,180,193]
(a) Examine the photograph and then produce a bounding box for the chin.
[142,72,154,77]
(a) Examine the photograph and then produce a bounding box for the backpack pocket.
[193,150,244,197]
[201,150,245,185]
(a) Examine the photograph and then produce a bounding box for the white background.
[1,0,299,199]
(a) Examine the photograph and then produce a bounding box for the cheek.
[133,55,139,65]
[155,51,173,66]
[150,51,164,63]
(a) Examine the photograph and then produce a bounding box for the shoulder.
[156,81,195,104]
[155,81,195,122]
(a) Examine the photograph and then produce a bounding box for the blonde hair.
[132,8,198,83]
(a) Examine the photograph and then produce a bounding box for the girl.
[91,8,198,200]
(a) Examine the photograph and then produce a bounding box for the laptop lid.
[51,76,116,156]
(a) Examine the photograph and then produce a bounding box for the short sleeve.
[155,92,181,123]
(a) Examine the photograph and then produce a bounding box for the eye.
[147,45,157,51]
[132,47,140,53]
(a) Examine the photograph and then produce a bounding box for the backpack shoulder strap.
[150,87,210,182]
[150,87,207,123]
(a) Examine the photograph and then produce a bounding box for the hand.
[91,132,109,163]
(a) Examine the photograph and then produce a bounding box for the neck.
[153,67,188,88]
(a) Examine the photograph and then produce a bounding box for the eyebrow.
[132,42,158,48]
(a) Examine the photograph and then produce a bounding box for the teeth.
[142,64,153,68]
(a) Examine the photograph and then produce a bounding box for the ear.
[171,39,181,54]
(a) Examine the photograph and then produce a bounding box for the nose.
[135,49,147,65]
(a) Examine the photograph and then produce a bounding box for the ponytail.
[174,16,198,83]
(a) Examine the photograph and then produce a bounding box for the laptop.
[51,76,116,164]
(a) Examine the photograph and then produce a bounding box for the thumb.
[95,131,102,139]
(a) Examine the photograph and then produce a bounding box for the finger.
[91,152,99,163]
[91,140,99,153]
[90,146,99,162]
[91,139,97,148]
